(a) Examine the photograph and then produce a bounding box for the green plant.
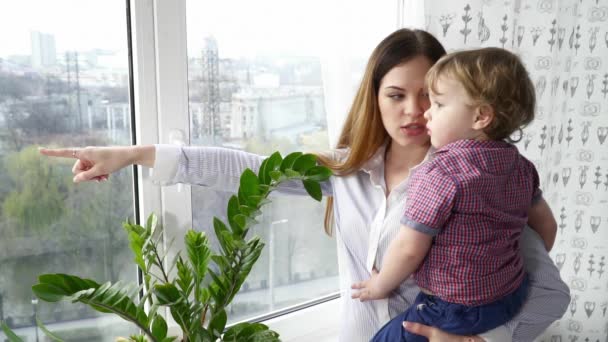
[0,151,332,342]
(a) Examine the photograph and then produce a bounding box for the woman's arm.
[152,144,334,195]
[507,226,570,341]
[527,198,557,251]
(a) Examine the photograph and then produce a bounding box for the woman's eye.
[388,94,404,100]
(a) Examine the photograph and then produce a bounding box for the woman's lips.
[400,123,427,136]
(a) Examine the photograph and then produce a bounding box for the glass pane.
[186,0,339,323]
[0,1,136,340]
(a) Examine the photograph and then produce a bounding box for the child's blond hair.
[426,47,536,141]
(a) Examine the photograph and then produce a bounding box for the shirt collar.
[435,139,512,154]
[360,142,435,187]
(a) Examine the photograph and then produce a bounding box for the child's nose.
[423,110,431,120]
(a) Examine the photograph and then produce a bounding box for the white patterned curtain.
[409,0,608,340]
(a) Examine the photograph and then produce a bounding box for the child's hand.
[350,269,389,301]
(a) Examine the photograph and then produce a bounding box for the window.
[0,1,136,340]
[185,0,340,323]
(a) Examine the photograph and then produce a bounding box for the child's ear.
[473,104,494,130]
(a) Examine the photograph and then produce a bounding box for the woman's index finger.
[39,147,79,159]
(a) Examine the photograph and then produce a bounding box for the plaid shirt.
[401,139,542,306]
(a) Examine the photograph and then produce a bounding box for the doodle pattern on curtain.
[418,0,608,341]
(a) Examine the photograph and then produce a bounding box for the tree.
[2,146,68,235]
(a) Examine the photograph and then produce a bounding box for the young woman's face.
[377,55,434,149]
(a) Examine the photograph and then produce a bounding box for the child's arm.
[527,198,557,251]
[351,224,432,301]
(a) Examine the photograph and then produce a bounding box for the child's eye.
[434,101,443,108]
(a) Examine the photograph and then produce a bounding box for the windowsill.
[263,297,340,341]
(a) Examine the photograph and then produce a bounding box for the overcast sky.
[1,0,397,59]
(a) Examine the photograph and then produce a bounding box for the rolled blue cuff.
[400,216,440,236]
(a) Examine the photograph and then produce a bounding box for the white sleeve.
[506,227,570,342]
[149,144,333,195]
[478,227,569,342]
[478,325,511,342]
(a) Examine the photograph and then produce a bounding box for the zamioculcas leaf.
[302,179,323,201]
[146,214,158,232]
[36,316,65,342]
[223,322,278,342]
[32,274,151,339]
[151,314,168,340]
[280,152,302,172]
[208,309,227,338]
[153,283,182,306]
[233,214,248,231]
[292,153,317,173]
[305,165,332,182]
[269,170,282,182]
[263,152,283,184]
[185,230,211,280]
[240,169,260,198]
[257,158,270,185]
[227,195,241,234]
[284,168,300,178]
[1,321,24,342]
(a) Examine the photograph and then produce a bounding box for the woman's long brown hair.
[317,29,446,236]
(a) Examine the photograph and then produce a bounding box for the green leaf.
[1,321,25,342]
[249,329,281,342]
[185,230,211,280]
[32,274,150,337]
[36,316,65,342]
[280,152,303,172]
[226,195,241,233]
[151,314,168,340]
[175,256,194,298]
[292,153,317,173]
[223,322,279,342]
[269,170,282,182]
[263,152,283,184]
[284,168,300,178]
[240,168,260,199]
[208,309,228,338]
[239,205,261,218]
[153,283,182,306]
[146,213,158,233]
[304,165,332,182]
[302,179,322,201]
[257,158,270,185]
[233,214,248,231]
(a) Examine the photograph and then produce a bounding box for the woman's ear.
[473,104,494,130]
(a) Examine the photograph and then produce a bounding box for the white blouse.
[150,144,570,342]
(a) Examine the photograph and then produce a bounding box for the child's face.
[423,75,480,149]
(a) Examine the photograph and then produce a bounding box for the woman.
[40,29,570,341]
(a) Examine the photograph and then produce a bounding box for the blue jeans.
[371,275,529,342]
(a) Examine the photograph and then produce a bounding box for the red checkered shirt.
[401,139,541,306]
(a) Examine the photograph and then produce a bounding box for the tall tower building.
[201,37,221,140]
[30,31,57,68]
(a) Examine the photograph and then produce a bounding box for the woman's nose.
[404,97,424,117]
